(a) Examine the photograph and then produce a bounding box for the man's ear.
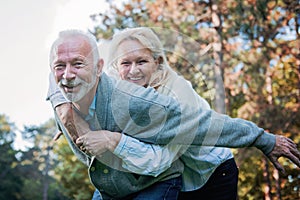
[96,59,104,77]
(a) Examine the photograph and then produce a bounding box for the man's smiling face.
[51,35,97,102]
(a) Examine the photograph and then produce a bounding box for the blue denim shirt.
[101,73,275,152]
[49,73,276,198]
[112,74,233,191]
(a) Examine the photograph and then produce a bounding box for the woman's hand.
[76,130,122,156]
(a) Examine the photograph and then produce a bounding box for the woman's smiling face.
[115,39,159,87]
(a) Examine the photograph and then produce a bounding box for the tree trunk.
[43,146,51,200]
[273,169,282,200]
[210,2,226,114]
[263,157,272,200]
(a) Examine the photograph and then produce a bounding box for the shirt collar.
[85,94,97,121]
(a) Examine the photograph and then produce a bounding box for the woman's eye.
[121,62,130,67]
[138,60,147,65]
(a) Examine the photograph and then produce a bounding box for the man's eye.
[74,62,86,68]
[54,64,65,71]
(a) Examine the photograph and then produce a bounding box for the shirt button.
[103,169,109,174]
[90,167,95,172]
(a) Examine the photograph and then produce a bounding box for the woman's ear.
[155,56,164,70]
[157,56,163,65]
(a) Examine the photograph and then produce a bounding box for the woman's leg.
[178,158,239,200]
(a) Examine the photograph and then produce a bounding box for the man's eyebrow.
[73,57,86,61]
[53,60,63,64]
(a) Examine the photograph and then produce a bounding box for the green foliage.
[20,119,93,199]
[0,116,72,199]
[0,115,94,199]
[52,136,94,200]
[0,115,23,200]
[0,141,23,200]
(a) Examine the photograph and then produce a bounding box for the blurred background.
[0,0,299,199]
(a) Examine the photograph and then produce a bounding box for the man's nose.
[63,64,76,80]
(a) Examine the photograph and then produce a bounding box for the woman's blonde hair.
[107,27,176,88]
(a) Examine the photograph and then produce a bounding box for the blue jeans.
[92,189,102,200]
[178,158,239,200]
[92,176,182,200]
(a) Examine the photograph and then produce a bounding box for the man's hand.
[76,130,122,157]
[267,135,300,174]
[54,103,90,142]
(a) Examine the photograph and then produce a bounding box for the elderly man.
[48,29,300,199]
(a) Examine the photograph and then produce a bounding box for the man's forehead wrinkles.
[54,54,86,63]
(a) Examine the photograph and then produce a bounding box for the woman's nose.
[129,63,139,74]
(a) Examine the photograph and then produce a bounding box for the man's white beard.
[58,74,97,103]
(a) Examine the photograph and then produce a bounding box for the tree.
[17,119,69,200]
[0,114,72,199]
[52,136,94,200]
[0,115,23,200]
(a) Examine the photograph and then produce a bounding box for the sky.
[0,0,110,131]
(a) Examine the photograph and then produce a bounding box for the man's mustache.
[59,79,82,88]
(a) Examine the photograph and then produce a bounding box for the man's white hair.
[49,29,100,67]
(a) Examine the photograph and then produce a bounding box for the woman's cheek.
[118,69,127,80]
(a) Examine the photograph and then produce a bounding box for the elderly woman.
[94,27,238,199]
